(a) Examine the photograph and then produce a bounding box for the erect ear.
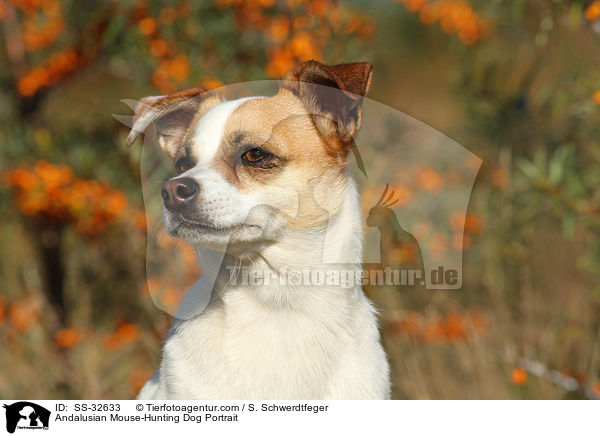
[125,88,223,157]
[281,60,373,146]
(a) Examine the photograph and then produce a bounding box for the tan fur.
[211,89,347,230]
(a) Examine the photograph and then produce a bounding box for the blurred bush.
[0,0,599,399]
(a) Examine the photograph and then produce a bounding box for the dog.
[125,60,391,399]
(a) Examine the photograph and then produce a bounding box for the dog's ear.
[281,60,373,147]
[125,88,223,157]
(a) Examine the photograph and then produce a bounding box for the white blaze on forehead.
[192,96,261,165]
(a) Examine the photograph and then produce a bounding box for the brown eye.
[175,157,193,174]
[242,148,268,163]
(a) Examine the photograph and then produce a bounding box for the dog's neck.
[192,176,363,312]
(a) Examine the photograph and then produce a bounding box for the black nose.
[161,177,199,211]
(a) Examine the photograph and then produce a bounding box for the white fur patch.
[192,97,259,165]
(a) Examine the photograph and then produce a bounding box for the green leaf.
[517,158,540,180]
[548,147,570,184]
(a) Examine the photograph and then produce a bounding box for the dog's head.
[126,61,372,250]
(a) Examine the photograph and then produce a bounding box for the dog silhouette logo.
[3,402,50,433]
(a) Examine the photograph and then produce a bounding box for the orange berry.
[116,323,139,343]
[54,327,83,348]
[201,77,224,90]
[149,39,169,57]
[266,47,295,78]
[511,367,528,386]
[17,49,78,97]
[7,161,131,236]
[416,168,443,191]
[307,0,328,16]
[393,184,412,206]
[450,212,482,233]
[420,4,440,24]
[8,297,40,332]
[444,313,468,341]
[268,16,291,42]
[138,17,157,36]
[585,1,600,21]
[390,313,422,339]
[164,55,189,82]
[464,214,483,233]
[593,90,600,106]
[103,323,139,351]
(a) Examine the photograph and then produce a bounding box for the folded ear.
[125,88,223,157]
[281,60,373,145]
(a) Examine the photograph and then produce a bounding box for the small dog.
[126,60,390,399]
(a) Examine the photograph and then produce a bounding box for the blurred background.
[1,0,600,399]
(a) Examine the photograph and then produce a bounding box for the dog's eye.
[241,148,277,168]
[242,148,269,163]
[175,157,193,174]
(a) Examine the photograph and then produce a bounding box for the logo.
[2,402,50,434]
